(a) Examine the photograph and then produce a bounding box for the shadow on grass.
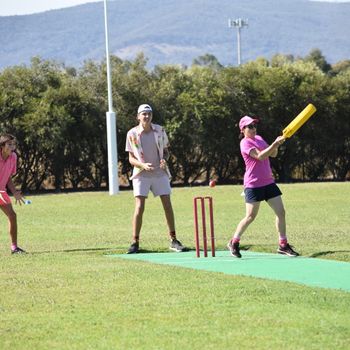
[30,247,123,255]
[29,247,194,255]
[310,250,350,258]
[131,247,192,254]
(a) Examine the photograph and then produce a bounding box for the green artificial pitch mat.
[110,250,350,292]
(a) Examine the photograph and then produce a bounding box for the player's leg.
[160,195,175,234]
[228,201,260,258]
[151,175,174,237]
[0,203,25,254]
[160,195,185,252]
[267,195,299,256]
[0,204,17,245]
[132,196,146,242]
[152,176,186,252]
[127,176,150,254]
[267,195,286,238]
[234,201,260,237]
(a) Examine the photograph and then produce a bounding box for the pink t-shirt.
[240,135,274,188]
[125,124,170,179]
[135,130,165,178]
[0,152,17,191]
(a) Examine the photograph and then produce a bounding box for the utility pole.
[103,0,119,195]
[228,18,248,66]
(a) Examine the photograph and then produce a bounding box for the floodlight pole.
[228,18,248,66]
[104,0,119,195]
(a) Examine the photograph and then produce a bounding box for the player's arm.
[7,178,24,204]
[269,147,279,158]
[128,152,154,171]
[163,147,170,161]
[160,147,170,170]
[249,136,285,160]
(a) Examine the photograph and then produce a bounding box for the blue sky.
[0,1,101,16]
[0,0,349,16]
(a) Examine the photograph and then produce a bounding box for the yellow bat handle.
[283,104,317,138]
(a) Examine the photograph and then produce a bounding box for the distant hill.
[0,0,349,69]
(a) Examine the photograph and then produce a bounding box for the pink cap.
[239,116,259,131]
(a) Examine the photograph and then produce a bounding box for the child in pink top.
[0,134,26,254]
[227,116,299,258]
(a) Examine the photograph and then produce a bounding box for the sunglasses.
[246,124,257,129]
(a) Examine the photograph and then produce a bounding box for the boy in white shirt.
[125,104,187,254]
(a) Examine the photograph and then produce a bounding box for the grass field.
[0,183,349,349]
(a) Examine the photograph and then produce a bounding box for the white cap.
[137,104,152,114]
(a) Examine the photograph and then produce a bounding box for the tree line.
[0,49,349,192]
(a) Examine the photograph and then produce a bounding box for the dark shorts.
[244,183,282,203]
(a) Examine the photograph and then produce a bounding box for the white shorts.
[132,175,171,197]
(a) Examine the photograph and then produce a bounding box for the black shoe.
[127,242,139,254]
[11,247,26,255]
[277,243,299,257]
[227,241,241,258]
[169,239,186,252]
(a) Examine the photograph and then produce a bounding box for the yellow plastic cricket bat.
[282,104,317,138]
